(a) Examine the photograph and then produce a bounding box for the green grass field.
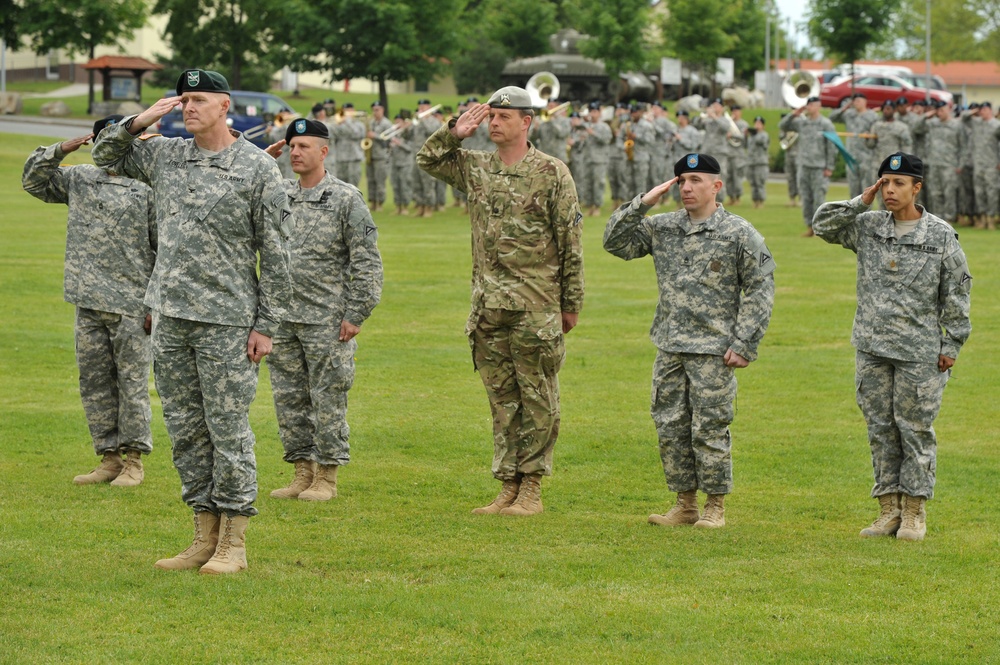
[1,131,998,663]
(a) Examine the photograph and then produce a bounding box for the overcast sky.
[773,0,809,52]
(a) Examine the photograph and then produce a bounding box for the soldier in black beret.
[93,114,125,141]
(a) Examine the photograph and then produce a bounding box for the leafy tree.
[17,0,147,112]
[1,0,23,47]
[484,0,558,58]
[579,0,650,80]
[453,37,508,95]
[807,0,902,75]
[661,0,736,95]
[869,0,988,61]
[720,0,768,83]
[153,0,290,91]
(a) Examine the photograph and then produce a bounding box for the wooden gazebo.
[83,56,163,115]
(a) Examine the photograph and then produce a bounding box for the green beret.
[176,69,231,96]
[487,86,533,110]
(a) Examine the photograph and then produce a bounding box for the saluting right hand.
[641,177,679,207]
[861,178,884,206]
[452,103,490,140]
[60,133,94,154]
[264,139,286,160]
[130,96,182,134]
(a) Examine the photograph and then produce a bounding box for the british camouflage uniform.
[814,197,971,501]
[270,174,382,468]
[603,197,776,495]
[93,120,292,517]
[779,112,836,228]
[416,124,585,481]
[22,142,157,458]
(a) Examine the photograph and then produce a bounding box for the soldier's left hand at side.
[339,320,361,342]
[247,330,272,363]
[561,312,579,334]
[938,355,955,372]
[723,349,749,368]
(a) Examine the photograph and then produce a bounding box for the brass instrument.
[379,122,408,141]
[724,111,744,148]
[414,104,442,123]
[526,71,560,108]
[781,70,821,109]
[779,132,799,150]
[362,114,373,162]
[541,101,572,121]
[334,109,366,124]
[623,120,635,162]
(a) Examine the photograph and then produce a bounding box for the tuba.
[724,111,743,148]
[781,70,820,109]
[526,71,560,108]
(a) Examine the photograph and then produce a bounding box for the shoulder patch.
[364,225,376,237]
[572,212,583,227]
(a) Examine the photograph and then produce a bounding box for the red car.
[820,74,952,109]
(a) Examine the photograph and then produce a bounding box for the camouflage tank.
[500,29,655,104]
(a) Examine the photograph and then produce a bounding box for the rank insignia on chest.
[889,260,898,269]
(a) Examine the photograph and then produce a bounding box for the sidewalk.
[20,84,100,99]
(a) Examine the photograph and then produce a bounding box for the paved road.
[0,115,92,139]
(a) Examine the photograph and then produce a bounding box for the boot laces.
[214,519,234,558]
[901,502,921,530]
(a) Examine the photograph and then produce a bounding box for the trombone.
[540,101,572,121]
[413,104,442,125]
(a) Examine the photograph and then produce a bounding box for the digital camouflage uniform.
[912,114,964,222]
[650,115,677,192]
[530,115,571,161]
[746,129,770,203]
[958,116,976,218]
[389,129,414,208]
[267,124,295,180]
[781,127,799,200]
[961,114,1000,217]
[417,124,585,480]
[93,120,292,517]
[813,197,972,499]
[723,117,748,201]
[695,115,731,202]
[22,142,157,457]
[603,197,776,494]
[670,124,702,204]
[779,112,836,228]
[330,117,365,187]
[366,115,393,207]
[409,114,443,208]
[567,121,588,200]
[269,174,382,467]
[866,119,912,183]
[829,105,877,199]
[625,117,656,200]
[583,120,613,209]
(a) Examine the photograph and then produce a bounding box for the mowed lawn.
[1,131,998,664]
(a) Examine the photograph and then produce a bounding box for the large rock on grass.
[40,101,72,117]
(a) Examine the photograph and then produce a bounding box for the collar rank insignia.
[500,94,511,106]
[687,154,699,168]
[295,119,306,134]
[187,71,200,87]
[890,155,901,170]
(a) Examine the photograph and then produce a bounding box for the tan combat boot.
[471,479,520,515]
[648,489,700,526]
[298,464,338,501]
[270,460,315,499]
[110,449,144,487]
[694,494,726,528]
[859,493,902,537]
[73,451,123,485]
[957,215,973,227]
[987,216,998,231]
[154,511,220,570]
[500,474,543,516]
[973,215,986,229]
[200,514,249,575]
[896,495,927,541]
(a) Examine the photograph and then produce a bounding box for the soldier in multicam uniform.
[365,101,393,212]
[388,113,414,216]
[912,101,964,224]
[813,153,971,542]
[581,102,613,217]
[410,99,442,217]
[694,99,732,203]
[746,116,770,208]
[329,103,365,188]
[779,113,799,207]
[604,152,775,529]
[93,69,292,575]
[670,110,702,205]
[416,86,585,517]
[722,105,748,207]
[961,101,1000,229]
[779,96,836,236]
[829,93,877,199]
[22,116,157,488]
[530,98,571,160]
[264,119,383,503]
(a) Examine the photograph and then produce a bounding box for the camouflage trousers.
[336,161,362,188]
[75,307,152,455]
[608,158,627,201]
[846,153,869,199]
[928,165,959,222]
[748,164,768,203]
[436,178,447,207]
[412,163,437,206]
[469,309,565,480]
[152,315,259,517]
[366,158,389,205]
[855,350,948,500]
[648,155,669,193]
[391,162,412,207]
[651,351,737,495]
[797,166,829,227]
[583,162,608,209]
[453,185,468,205]
[958,166,975,216]
[724,156,744,200]
[784,151,798,198]
[973,163,999,216]
[569,158,586,202]
[626,160,650,201]
[269,322,356,466]
[714,160,729,203]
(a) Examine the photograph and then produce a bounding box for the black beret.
[912,99,926,106]
[881,99,896,109]
[652,101,664,108]
[896,96,910,105]
[675,153,721,177]
[176,69,230,95]
[285,117,330,144]
[588,101,601,110]
[93,114,125,138]
[981,101,992,109]
[343,102,354,109]
[466,96,479,103]
[806,96,820,104]
[710,98,723,105]
[968,102,980,109]
[878,152,923,178]
[629,103,643,113]
[676,109,689,117]
[753,115,765,124]
[323,98,335,105]
[371,100,383,108]
[852,92,867,99]
[311,103,324,115]
[417,98,432,105]
[616,102,628,109]
[731,104,742,111]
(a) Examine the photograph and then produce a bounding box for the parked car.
[897,73,948,92]
[819,75,952,109]
[156,90,294,148]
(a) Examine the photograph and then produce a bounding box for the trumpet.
[379,123,408,141]
[541,101,572,121]
[334,109,366,124]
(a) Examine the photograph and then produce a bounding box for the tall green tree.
[579,0,650,87]
[153,0,290,91]
[808,0,902,74]
[661,0,736,95]
[1,0,23,47]
[18,0,148,112]
[720,0,768,83]
[868,0,988,61]
[291,0,464,112]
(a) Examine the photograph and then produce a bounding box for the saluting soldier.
[694,98,732,202]
[723,105,748,206]
[779,96,836,236]
[416,86,584,517]
[961,101,1000,229]
[22,116,157,488]
[603,153,775,529]
[265,118,383,503]
[866,100,913,182]
[912,101,964,224]
[624,103,656,200]
[93,69,292,575]
[670,109,702,205]
[649,102,677,194]
[608,103,630,209]
[829,93,877,199]
[746,116,770,208]
[365,101,393,211]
